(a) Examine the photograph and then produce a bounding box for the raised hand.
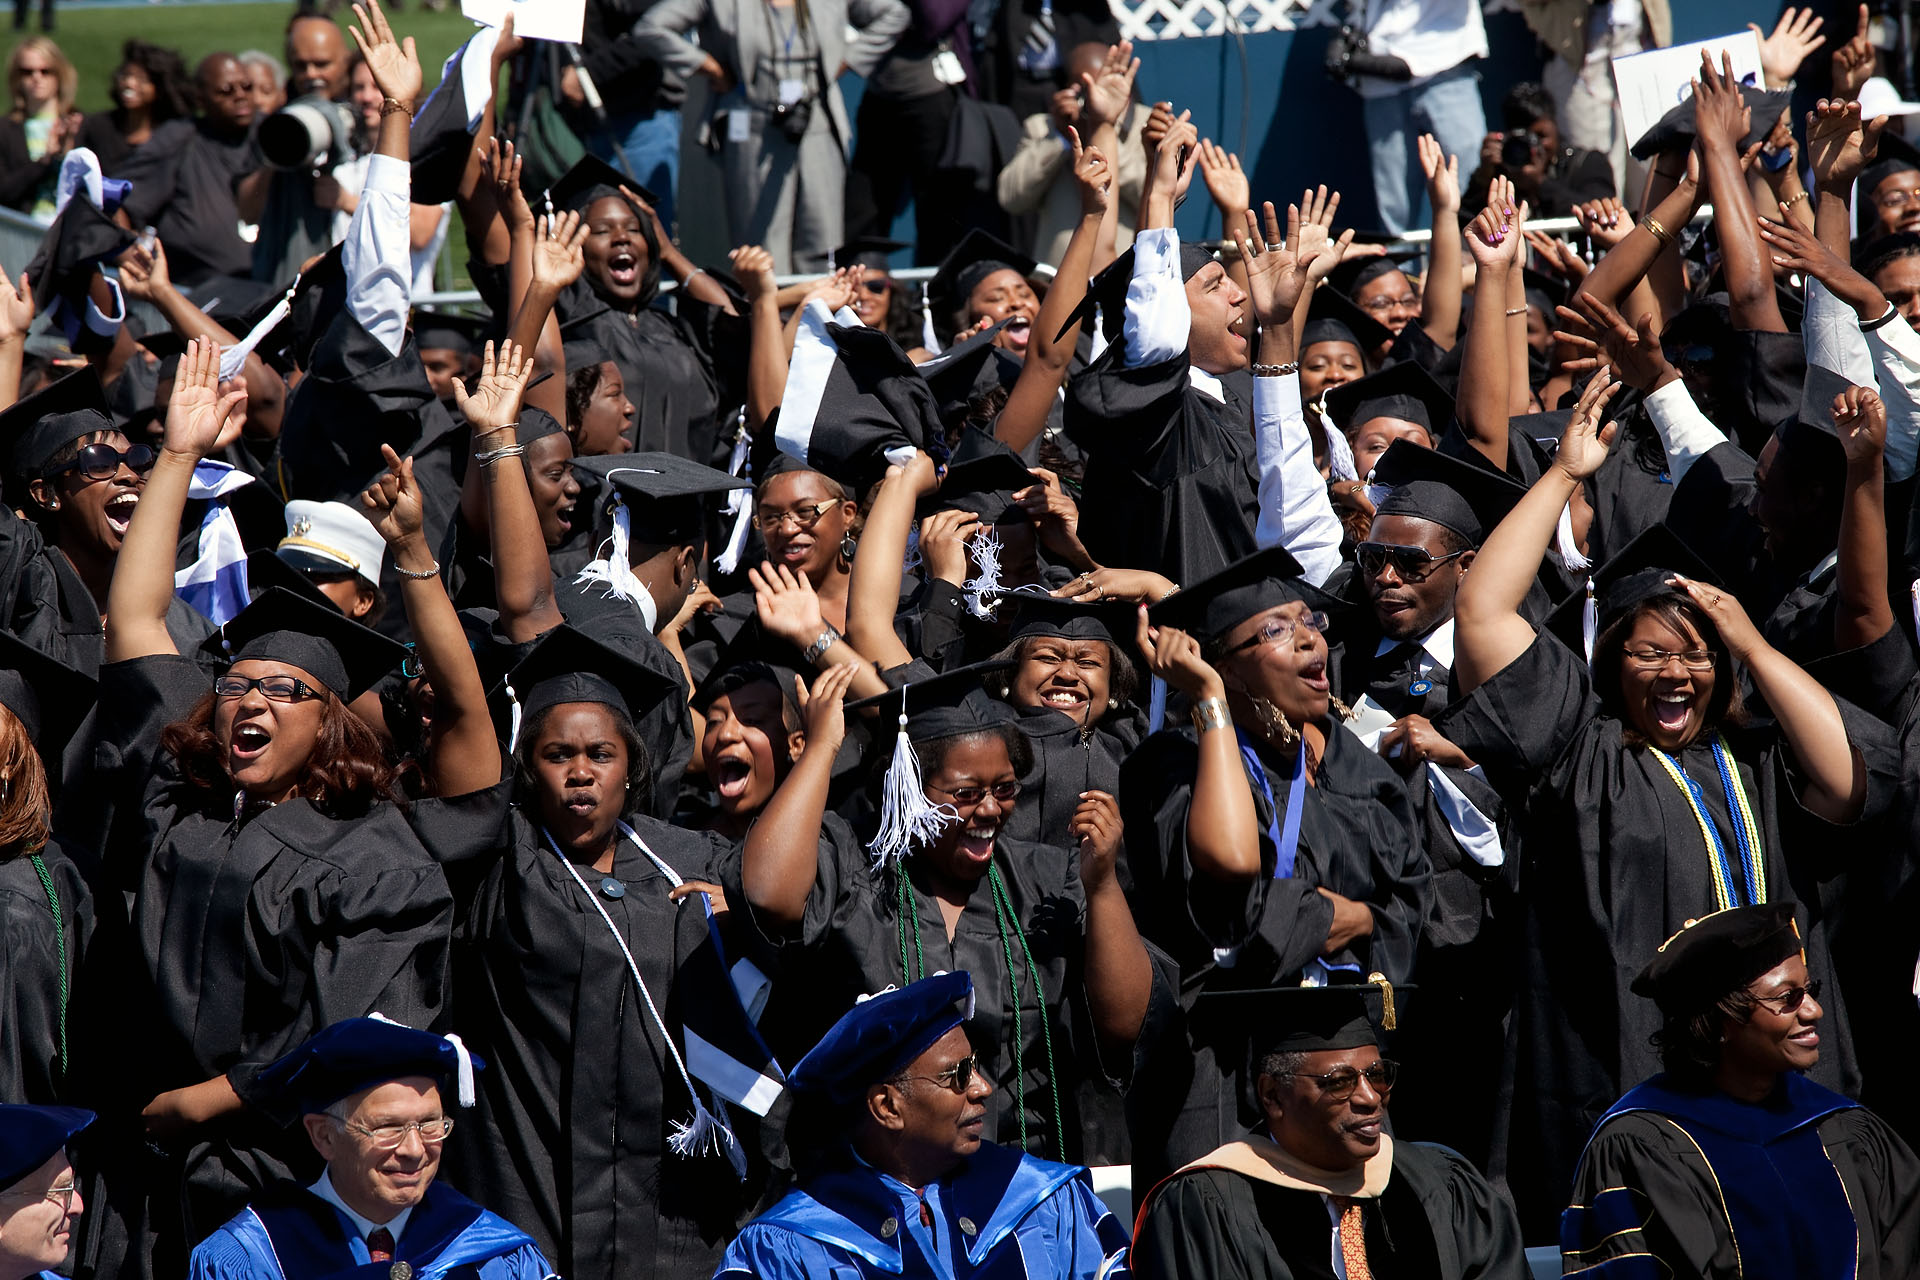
[162,337,248,458]
[1068,126,1112,216]
[1552,294,1676,390]
[1691,50,1753,158]
[1135,606,1225,702]
[1552,366,1623,481]
[729,244,778,304]
[116,237,172,302]
[798,661,860,756]
[347,0,422,108]
[748,562,827,646]
[1464,178,1520,267]
[1053,566,1178,604]
[0,266,33,346]
[1081,40,1138,130]
[450,340,534,435]
[1756,205,1855,286]
[1417,133,1460,216]
[1292,185,1353,285]
[801,266,860,315]
[530,211,588,291]
[1524,229,1590,282]
[1197,138,1250,219]
[1147,112,1200,214]
[619,184,673,256]
[1071,790,1123,881]
[1832,4,1876,99]
[1014,466,1087,562]
[918,508,979,586]
[360,442,425,546]
[1806,98,1885,189]
[1236,202,1305,328]
[1751,6,1826,89]
[1670,573,1762,660]
[1142,100,1176,156]
[1575,197,1631,249]
[481,137,533,231]
[1835,383,1887,466]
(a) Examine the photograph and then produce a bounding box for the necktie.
[1333,1197,1372,1280]
[367,1228,395,1263]
[1018,0,1057,74]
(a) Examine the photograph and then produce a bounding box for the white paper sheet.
[460,0,583,46]
[1611,30,1765,151]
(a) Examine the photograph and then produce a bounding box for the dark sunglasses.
[897,1053,976,1094]
[859,278,891,295]
[1354,541,1467,583]
[50,442,156,482]
[1750,979,1821,1015]
[1293,1059,1399,1101]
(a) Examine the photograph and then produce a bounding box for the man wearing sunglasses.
[718,972,1133,1279]
[1134,983,1525,1280]
[187,1017,552,1280]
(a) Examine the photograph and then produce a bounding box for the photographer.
[635,0,907,273]
[240,11,356,284]
[1465,80,1613,219]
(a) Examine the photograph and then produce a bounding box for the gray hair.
[236,49,285,91]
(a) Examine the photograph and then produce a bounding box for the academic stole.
[1648,734,1766,911]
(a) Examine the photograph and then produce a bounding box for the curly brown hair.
[159,690,399,817]
[0,710,52,857]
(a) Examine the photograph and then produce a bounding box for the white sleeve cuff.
[1122,227,1189,368]
[1643,378,1728,485]
[84,279,126,336]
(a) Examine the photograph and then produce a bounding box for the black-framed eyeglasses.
[401,642,424,680]
[896,1054,976,1094]
[334,1115,455,1150]
[1293,1059,1399,1101]
[1621,646,1717,671]
[1358,292,1419,316]
[1750,979,1822,1016]
[1354,542,1467,583]
[752,499,838,532]
[213,674,324,702]
[49,442,156,483]
[928,780,1021,807]
[0,1180,77,1213]
[1222,610,1330,656]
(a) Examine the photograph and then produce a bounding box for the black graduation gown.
[1565,1084,1920,1279]
[435,787,768,1280]
[553,279,735,468]
[721,815,1127,1165]
[1131,1138,1528,1280]
[1062,343,1259,584]
[1003,703,1142,852]
[0,843,91,1104]
[73,653,469,1280]
[1440,631,1901,1237]
[1118,721,1431,1186]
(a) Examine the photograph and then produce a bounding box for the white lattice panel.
[1110,0,1520,43]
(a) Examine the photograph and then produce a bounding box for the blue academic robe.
[187,1181,553,1280]
[715,1142,1130,1279]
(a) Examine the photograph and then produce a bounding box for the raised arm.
[1554,292,1725,485]
[1071,790,1153,1050]
[1136,609,1259,881]
[730,245,785,431]
[0,266,29,410]
[451,342,561,643]
[361,444,500,794]
[1577,150,1702,313]
[1693,52,1786,334]
[624,181,734,314]
[1124,113,1200,368]
[343,0,425,357]
[105,338,246,662]
[1455,187,1521,467]
[845,453,938,671]
[1417,133,1463,350]
[748,563,888,698]
[514,209,587,424]
[1832,385,1895,653]
[1454,370,1620,693]
[740,662,860,925]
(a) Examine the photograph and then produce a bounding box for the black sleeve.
[1663,439,1771,603]
[1062,342,1190,464]
[0,121,57,210]
[1436,630,1598,802]
[1131,1172,1265,1280]
[1562,1115,1729,1278]
[112,121,193,223]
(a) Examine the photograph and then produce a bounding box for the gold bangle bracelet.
[1643,216,1673,248]
[1191,697,1231,733]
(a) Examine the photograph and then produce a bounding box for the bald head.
[286,15,348,100]
[196,53,256,131]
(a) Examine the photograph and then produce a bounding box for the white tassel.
[1580,577,1598,666]
[505,680,523,753]
[963,528,1005,618]
[1554,500,1591,573]
[1147,675,1169,733]
[574,497,655,627]
[920,285,941,355]
[1362,483,1393,509]
[667,1095,741,1162]
[717,417,753,575]
[867,692,959,868]
[1320,406,1358,482]
[442,1032,477,1108]
[1909,579,1919,644]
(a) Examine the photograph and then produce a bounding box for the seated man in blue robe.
[188,1017,552,1280]
[0,1104,93,1280]
[715,972,1132,1279]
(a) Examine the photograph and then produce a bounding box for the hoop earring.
[1251,697,1298,748]
[840,532,858,564]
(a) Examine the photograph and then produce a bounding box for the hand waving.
[360,443,425,546]
[163,338,248,458]
[1750,6,1826,89]
[347,0,422,108]
[450,340,534,435]
[1831,4,1876,99]
[1552,294,1676,391]
[1552,366,1623,482]
[748,562,827,647]
[1806,98,1886,189]
[796,661,859,755]
[1080,40,1138,130]
[1197,138,1250,219]
[530,211,588,292]
[1691,50,1754,157]
[1068,126,1112,216]
[481,137,533,232]
[0,266,32,346]
[1417,133,1460,216]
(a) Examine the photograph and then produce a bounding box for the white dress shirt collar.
[310,1168,413,1246]
[1373,616,1455,671]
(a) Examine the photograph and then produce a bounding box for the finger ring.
[1711,593,1723,606]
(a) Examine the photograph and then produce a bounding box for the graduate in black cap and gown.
[1564,905,1920,1280]
[0,635,95,1106]
[72,340,491,1280]
[1119,547,1430,1186]
[1446,373,1900,1235]
[544,156,744,470]
[717,972,1135,1279]
[437,626,783,1280]
[1133,983,1525,1280]
[187,1018,551,1280]
[731,661,1164,1166]
[0,1104,93,1280]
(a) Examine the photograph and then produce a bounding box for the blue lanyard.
[1650,739,1765,909]
[1235,729,1306,879]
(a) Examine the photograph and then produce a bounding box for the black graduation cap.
[1630,903,1803,1016]
[560,325,619,373]
[773,317,949,492]
[1197,978,1411,1055]
[928,228,1038,310]
[690,625,804,716]
[0,365,114,494]
[208,586,409,700]
[1860,128,1920,200]
[1368,437,1527,546]
[408,29,497,206]
[22,195,135,336]
[232,245,348,375]
[411,308,489,356]
[1305,282,1394,356]
[1543,522,1724,656]
[250,1016,487,1117]
[1324,360,1454,438]
[547,153,659,215]
[517,404,567,446]
[1324,250,1419,300]
[0,629,98,757]
[572,451,749,545]
[1774,362,1855,480]
[1853,229,1920,275]
[503,623,680,737]
[917,428,1038,523]
[1147,546,1337,645]
[917,317,1020,422]
[0,1105,93,1190]
[833,236,910,272]
[1630,84,1791,160]
[1521,266,1570,317]
[1006,595,1138,647]
[844,658,1016,744]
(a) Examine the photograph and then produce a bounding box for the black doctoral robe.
[71,653,473,1280]
[1118,721,1431,1186]
[1062,342,1260,584]
[436,786,771,1280]
[0,843,91,1105]
[1132,1135,1527,1280]
[1440,631,1901,1237]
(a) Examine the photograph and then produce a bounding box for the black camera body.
[1501,128,1539,169]
[1324,24,1414,85]
[770,96,812,142]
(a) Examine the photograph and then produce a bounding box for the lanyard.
[1235,729,1307,880]
[1649,735,1767,911]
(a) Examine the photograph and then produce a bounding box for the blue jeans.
[1363,62,1487,235]
[589,106,683,233]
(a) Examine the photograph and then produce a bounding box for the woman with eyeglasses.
[1564,904,1920,1279]
[1116,545,1430,1187]
[70,341,495,1276]
[733,660,1159,1167]
[1446,375,1897,1234]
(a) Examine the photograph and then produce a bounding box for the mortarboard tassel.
[715,414,754,575]
[219,277,299,382]
[902,527,923,574]
[1320,405,1358,482]
[504,679,523,753]
[1367,972,1397,1031]
[962,527,1005,619]
[575,495,659,631]
[920,284,941,355]
[442,1032,477,1107]
[1554,500,1591,573]
[868,685,960,868]
[1580,576,1598,666]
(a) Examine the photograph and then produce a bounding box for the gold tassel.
[1367,971,1397,1031]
